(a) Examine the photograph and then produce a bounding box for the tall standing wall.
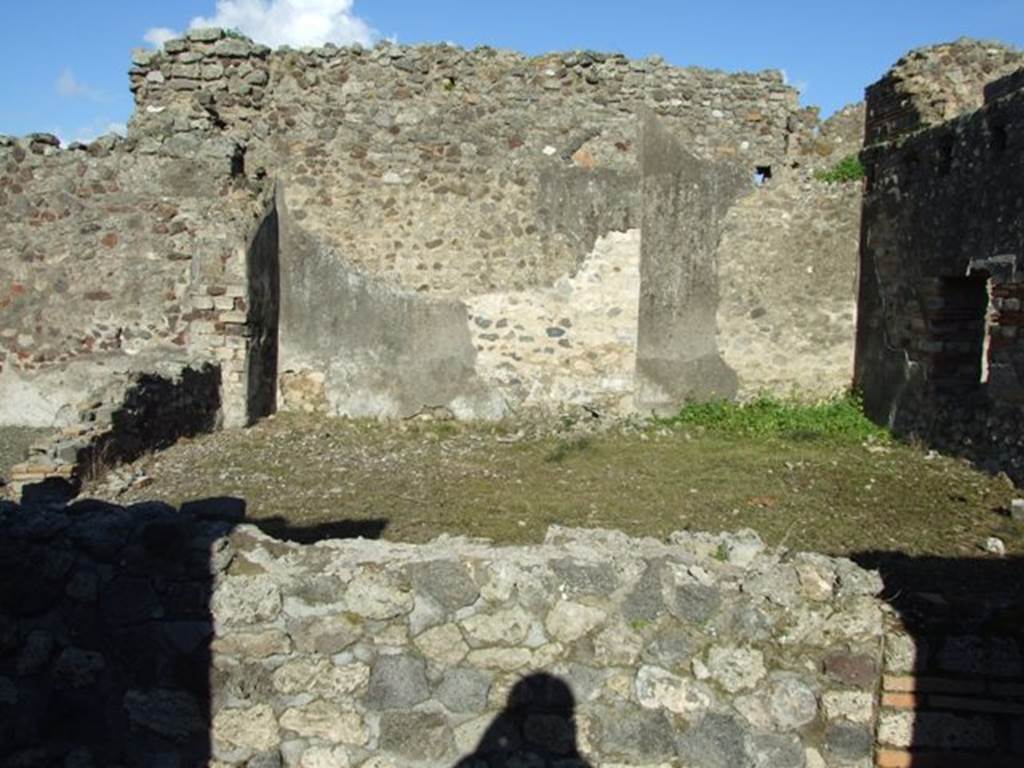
[855,40,1024,478]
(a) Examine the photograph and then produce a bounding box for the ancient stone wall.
[0,132,273,429]
[128,30,804,297]
[856,48,1024,479]
[0,498,887,767]
[716,178,861,399]
[865,39,1023,145]
[2,28,868,429]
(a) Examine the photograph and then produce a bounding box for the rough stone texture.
[636,112,749,410]
[0,503,886,767]
[855,42,1024,481]
[6,360,221,497]
[2,32,867,435]
[128,39,805,296]
[717,178,860,398]
[865,38,1024,144]
[0,133,273,430]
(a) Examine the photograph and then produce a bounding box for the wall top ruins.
[865,37,1024,146]
[127,27,806,166]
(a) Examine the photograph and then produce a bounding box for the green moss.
[814,154,865,183]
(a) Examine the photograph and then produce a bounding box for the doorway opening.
[245,205,281,423]
[919,274,991,394]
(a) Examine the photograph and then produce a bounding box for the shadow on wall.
[0,487,387,766]
[454,674,592,767]
[851,550,1024,766]
[0,486,590,766]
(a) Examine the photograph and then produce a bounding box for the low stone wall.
[0,503,886,767]
[855,49,1024,477]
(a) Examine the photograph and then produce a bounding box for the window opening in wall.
[231,145,246,179]
[921,273,991,394]
[753,165,772,185]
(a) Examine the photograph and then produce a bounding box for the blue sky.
[1,1,1021,143]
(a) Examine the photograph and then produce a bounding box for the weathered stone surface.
[414,623,469,665]
[212,575,282,626]
[212,704,279,755]
[466,647,534,671]
[213,629,292,657]
[593,622,643,666]
[621,562,667,622]
[378,711,453,760]
[272,658,368,697]
[437,666,493,713]
[0,508,888,767]
[586,705,677,762]
[299,746,351,768]
[366,654,430,710]
[669,583,722,624]
[634,665,714,715]
[343,572,413,620]
[822,691,873,724]
[545,600,607,643]
[279,701,368,744]
[461,606,534,647]
[824,653,877,688]
[825,721,874,761]
[406,559,479,611]
[676,713,749,768]
[706,646,767,693]
[766,675,819,730]
[288,614,361,654]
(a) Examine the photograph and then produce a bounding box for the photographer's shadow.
[455,673,592,768]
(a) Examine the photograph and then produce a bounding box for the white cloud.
[56,69,103,100]
[51,120,127,148]
[189,0,377,48]
[144,27,180,48]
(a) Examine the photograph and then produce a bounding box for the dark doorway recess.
[246,204,281,424]
[920,274,990,394]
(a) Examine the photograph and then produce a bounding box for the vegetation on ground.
[813,154,866,183]
[98,405,1022,559]
[659,394,888,442]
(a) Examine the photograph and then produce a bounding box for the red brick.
[876,749,913,768]
[882,692,920,709]
[883,675,985,695]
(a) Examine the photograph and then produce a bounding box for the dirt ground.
[90,412,1023,559]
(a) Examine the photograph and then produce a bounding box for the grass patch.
[660,394,888,442]
[107,411,1020,559]
[545,436,593,463]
